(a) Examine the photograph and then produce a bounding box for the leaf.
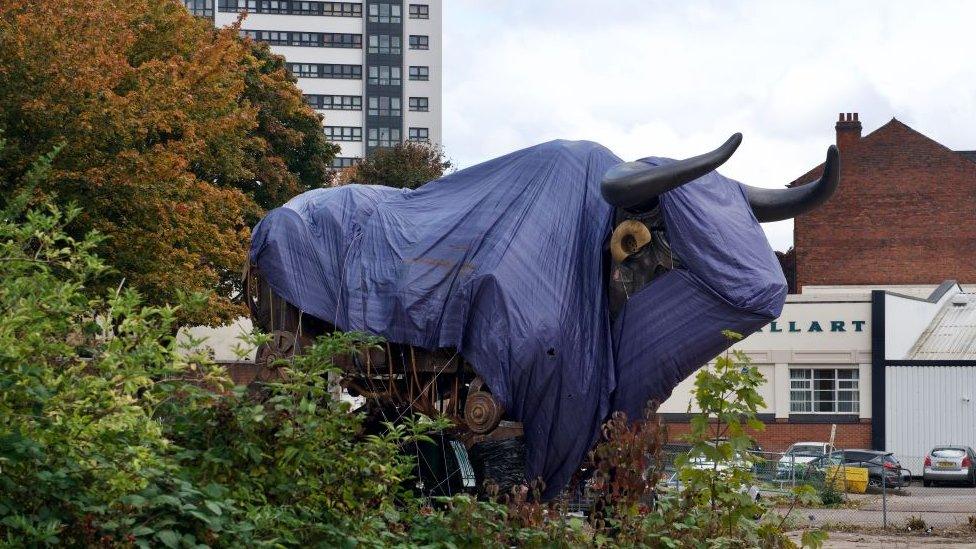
[156,530,179,548]
[204,500,222,516]
[120,494,147,507]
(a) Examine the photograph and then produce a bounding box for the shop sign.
[757,320,867,333]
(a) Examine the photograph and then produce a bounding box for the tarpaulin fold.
[250,140,787,499]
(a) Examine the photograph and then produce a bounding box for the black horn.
[742,145,840,223]
[601,133,742,212]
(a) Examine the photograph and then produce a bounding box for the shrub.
[906,515,927,531]
[818,479,846,506]
[572,338,825,548]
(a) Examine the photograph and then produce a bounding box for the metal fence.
[561,450,976,532]
[765,450,976,532]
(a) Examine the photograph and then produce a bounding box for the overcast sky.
[441,1,976,251]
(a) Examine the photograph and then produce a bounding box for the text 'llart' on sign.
[757,320,867,333]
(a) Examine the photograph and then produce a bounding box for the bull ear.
[742,145,839,223]
[600,133,742,212]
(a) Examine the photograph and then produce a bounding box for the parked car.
[835,449,908,488]
[791,452,845,482]
[665,440,764,474]
[660,471,762,502]
[776,442,832,479]
[922,446,976,487]
[788,450,907,488]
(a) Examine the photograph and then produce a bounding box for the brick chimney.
[835,112,862,150]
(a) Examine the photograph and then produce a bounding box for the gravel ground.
[778,485,976,529]
[789,531,976,548]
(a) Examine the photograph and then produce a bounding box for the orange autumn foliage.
[0,0,337,325]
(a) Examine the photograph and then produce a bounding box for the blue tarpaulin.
[250,140,786,499]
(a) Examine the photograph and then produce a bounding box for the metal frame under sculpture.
[245,132,840,499]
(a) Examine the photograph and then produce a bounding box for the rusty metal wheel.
[254,330,298,382]
[464,377,503,434]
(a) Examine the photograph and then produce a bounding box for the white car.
[922,446,976,487]
[661,471,762,502]
[777,442,832,479]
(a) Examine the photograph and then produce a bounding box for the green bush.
[818,479,845,507]
[0,147,440,546]
[0,145,824,547]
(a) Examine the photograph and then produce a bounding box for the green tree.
[0,147,439,546]
[0,0,337,325]
[233,38,339,215]
[343,141,452,189]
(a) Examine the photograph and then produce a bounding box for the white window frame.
[789,367,859,414]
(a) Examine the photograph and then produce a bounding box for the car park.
[922,446,976,487]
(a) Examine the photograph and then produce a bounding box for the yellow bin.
[825,465,868,493]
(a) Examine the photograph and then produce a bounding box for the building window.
[305,95,362,110]
[368,127,400,148]
[408,65,429,81]
[367,3,401,23]
[408,97,429,112]
[324,126,362,142]
[287,63,362,79]
[367,96,401,117]
[367,34,401,55]
[409,35,430,50]
[324,33,362,48]
[367,65,401,86]
[218,1,362,17]
[408,3,429,19]
[321,2,362,16]
[241,30,362,49]
[408,127,429,142]
[184,0,214,17]
[789,368,859,413]
[331,156,360,169]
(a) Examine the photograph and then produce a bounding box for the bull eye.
[546,348,556,357]
[623,234,638,253]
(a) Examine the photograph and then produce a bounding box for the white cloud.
[442,0,976,250]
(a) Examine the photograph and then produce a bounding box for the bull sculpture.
[246,133,839,499]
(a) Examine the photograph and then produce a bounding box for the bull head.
[601,134,839,314]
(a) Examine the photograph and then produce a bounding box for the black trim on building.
[660,413,777,423]
[219,1,363,17]
[364,0,403,155]
[884,280,958,304]
[788,414,861,424]
[884,359,976,366]
[241,30,363,48]
[870,289,886,451]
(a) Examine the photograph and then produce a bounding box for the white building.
[660,281,976,474]
[184,0,443,168]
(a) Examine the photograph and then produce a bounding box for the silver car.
[922,446,976,487]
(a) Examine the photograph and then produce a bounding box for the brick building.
[791,113,976,291]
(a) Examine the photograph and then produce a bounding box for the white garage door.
[886,366,976,474]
